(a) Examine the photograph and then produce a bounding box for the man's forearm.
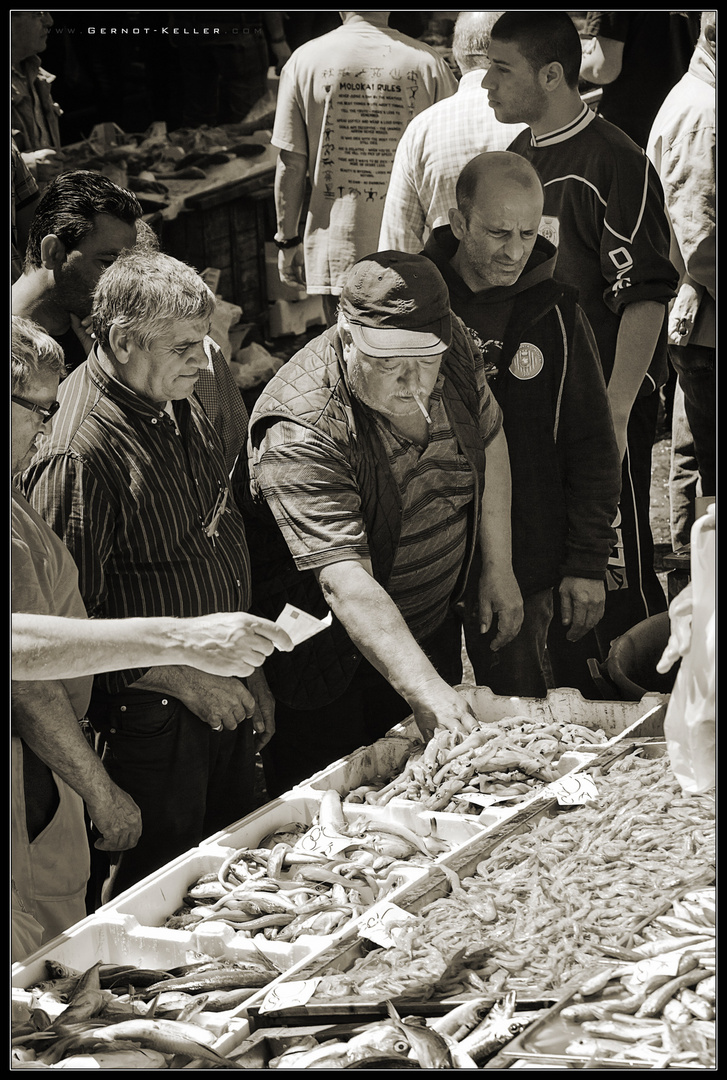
[12,680,116,807]
[316,560,443,703]
[479,428,514,569]
[274,149,307,239]
[608,300,665,453]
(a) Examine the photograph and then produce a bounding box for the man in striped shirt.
[379,10,526,253]
[483,11,679,693]
[19,251,280,903]
[247,252,523,796]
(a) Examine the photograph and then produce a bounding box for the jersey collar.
[529,102,596,147]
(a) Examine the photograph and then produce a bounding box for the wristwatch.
[274,235,302,250]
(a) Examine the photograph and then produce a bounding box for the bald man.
[424,151,622,697]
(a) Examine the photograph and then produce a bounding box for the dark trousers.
[86,690,257,907]
[668,343,715,547]
[547,392,667,696]
[463,588,554,698]
[262,612,464,798]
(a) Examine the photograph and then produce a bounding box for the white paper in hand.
[276,603,333,647]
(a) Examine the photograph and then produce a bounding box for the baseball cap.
[339,251,452,358]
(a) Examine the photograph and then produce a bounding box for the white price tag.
[258,978,321,1014]
[357,901,417,948]
[293,823,352,858]
[276,603,333,647]
[548,772,599,806]
[453,790,532,808]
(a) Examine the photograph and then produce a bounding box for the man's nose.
[503,235,525,262]
[481,70,493,90]
[397,362,421,386]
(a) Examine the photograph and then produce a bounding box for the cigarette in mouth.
[414,393,432,425]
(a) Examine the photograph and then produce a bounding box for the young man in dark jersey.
[482,11,678,692]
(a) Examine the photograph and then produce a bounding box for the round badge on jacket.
[510,342,544,380]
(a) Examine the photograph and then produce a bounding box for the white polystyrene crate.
[85,795,471,975]
[11,912,253,1060]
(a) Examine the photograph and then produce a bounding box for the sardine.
[430,997,492,1040]
[455,991,534,1065]
[140,964,272,998]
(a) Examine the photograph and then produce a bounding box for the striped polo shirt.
[18,346,251,695]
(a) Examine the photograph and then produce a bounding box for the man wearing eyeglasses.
[12,315,142,959]
[18,251,281,906]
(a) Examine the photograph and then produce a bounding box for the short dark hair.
[24,170,143,269]
[490,11,582,89]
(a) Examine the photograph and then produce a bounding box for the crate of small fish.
[499,886,715,1069]
[223,994,550,1068]
[297,687,668,826]
[12,950,264,1067]
[241,743,714,1023]
[91,790,483,973]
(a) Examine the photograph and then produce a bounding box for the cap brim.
[348,318,451,359]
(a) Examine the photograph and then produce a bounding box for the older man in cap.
[246,251,523,795]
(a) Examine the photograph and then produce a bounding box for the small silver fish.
[344,1020,411,1062]
[385,1001,453,1069]
[456,991,534,1065]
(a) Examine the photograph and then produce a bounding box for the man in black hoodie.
[424,151,622,696]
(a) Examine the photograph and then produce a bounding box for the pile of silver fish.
[344,715,609,812]
[165,791,454,942]
[12,955,277,1069]
[229,995,546,1069]
[313,751,715,1003]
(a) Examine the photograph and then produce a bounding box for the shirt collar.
[529,102,596,147]
[87,344,169,426]
[458,69,488,93]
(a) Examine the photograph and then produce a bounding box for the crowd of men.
[12,11,715,960]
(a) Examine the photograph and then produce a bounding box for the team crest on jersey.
[539,215,559,247]
[510,343,544,380]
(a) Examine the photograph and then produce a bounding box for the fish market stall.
[12,687,715,1068]
[41,120,280,335]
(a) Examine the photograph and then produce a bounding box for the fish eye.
[394,1040,410,1054]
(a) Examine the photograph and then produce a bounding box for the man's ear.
[449,206,467,241]
[108,325,131,365]
[40,234,67,271]
[541,61,565,93]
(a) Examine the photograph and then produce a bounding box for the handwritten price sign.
[549,772,599,806]
[293,824,351,859]
[357,901,417,948]
[258,978,322,1014]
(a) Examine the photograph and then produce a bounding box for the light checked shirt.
[379,69,526,253]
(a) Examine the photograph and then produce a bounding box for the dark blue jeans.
[87,690,257,904]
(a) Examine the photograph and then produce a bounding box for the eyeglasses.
[201,483,229,546]
[12,395,61,423]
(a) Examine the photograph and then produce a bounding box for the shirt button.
[120,705,126,712]
[110,727,116,734]
[151,418,158,425]
[161,699,168,705]
[236,579,241,587]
